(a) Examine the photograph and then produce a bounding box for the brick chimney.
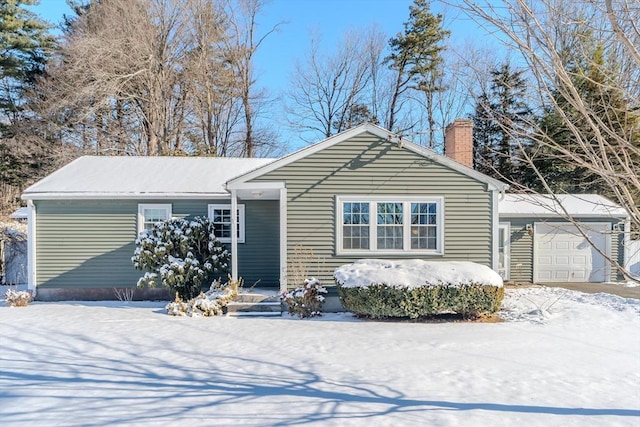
[444,119,473,168]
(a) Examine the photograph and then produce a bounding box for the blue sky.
[29,0,426,95]
[28,0,492,147]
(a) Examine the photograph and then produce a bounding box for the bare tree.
[457,0,640,280]
[286,27,382,141]
[225,0,281,157]
[36,0,260,157]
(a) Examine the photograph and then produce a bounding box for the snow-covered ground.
[1,287,639,426]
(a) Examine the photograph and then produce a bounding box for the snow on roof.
[22,156,276,200]
[334,259,503,289]
[498,193,629,218]
[9,207,28,219]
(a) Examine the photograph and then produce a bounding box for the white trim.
[23,193,231,200]
[499,213,628,219]
[279,187,288,292]
[335,195,445,256]
[27,200,36,295]
[623,218,632,271]
[492,191,499,271]
[230,191,238,281]
[226,182,285,191]
[533,222,611,283]
[208,203,246,244]
[137,204,172,234]
[498,222,511,280]
[227,123,508,191]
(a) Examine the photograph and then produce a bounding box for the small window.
[208,204,245,243]
[337,196,443,255]
[138,204,172,233]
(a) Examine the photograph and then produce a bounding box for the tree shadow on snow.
[0,324,638,426]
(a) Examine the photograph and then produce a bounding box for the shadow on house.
[35,243,171,301]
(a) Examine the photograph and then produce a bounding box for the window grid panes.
[377,202,403,250]
[339,198,442,253]
[211,208,240,239]
[343,202,370,249]
[140,206,171,232]
[410,202,437,249]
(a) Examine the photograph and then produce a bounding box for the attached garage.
[499,194,630,284]
[534,222,609,283]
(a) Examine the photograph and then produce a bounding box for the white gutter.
[22,192,232,200]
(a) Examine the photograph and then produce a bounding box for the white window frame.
[137,204,172,234]
[208,204,245,243]
[498,222,511,280]
[336,196,444,255]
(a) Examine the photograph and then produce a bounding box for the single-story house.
[498,194,630,283]
[21,119,631,300]
[23,120,513,299]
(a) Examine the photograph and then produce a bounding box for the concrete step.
[234,290,281,304]
[226,300,283,314]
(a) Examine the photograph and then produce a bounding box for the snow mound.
[334,259,503,289]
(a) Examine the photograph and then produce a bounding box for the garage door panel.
[534,223,609,283]
[539,256,552,265]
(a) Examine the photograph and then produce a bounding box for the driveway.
[507,282,640,299]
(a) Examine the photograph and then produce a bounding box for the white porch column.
[27,200,37,296]
[230,190,238,281]
[279,187,288,292]
[491,190,499,272]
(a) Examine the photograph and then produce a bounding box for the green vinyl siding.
[250,132,495,285]
[35,200,140,288]
[35,199,279,289]
[504,217,624,283]
[504,219,533,282]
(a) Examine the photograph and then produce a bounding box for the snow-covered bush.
[335,260,504,319]
[5,288,31,307]
[281,278,327,318]
[132,217,230,299]
[166,277,242,316]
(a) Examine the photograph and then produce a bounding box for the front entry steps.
[226,289,283,317]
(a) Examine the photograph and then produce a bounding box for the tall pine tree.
[386,0,449,143]
[471,63,532,184]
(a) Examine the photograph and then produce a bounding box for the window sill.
[337,250,444,257]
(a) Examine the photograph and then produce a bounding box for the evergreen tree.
[528,44,639,195]
[0,1,57,215]
[471,63,532,184]
[386,0,449,142]
[0,0,54,134]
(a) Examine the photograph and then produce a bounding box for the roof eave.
[22,192,232,201]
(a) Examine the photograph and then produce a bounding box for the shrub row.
[336,283,504,319]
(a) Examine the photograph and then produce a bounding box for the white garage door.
[534,223,610,283]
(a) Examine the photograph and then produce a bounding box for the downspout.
[230,190,238,281]
[279,187,288,292]
[492,189,499,272]
[27,200,36,297]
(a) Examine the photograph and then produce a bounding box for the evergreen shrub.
[336,283,504,319]
[132,217,230,299]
